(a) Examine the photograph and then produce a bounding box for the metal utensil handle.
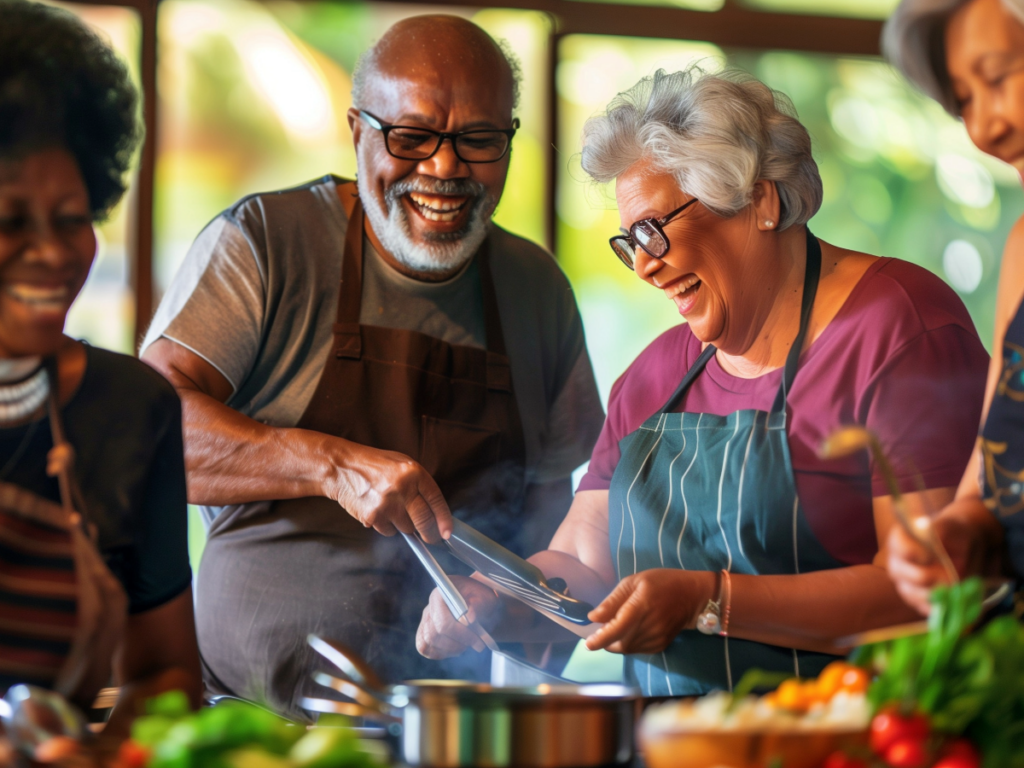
[401,532,470,620]
[401,532,502,653]
[299,696,402,724]
[313,672,395,716]
[308,634,385,694]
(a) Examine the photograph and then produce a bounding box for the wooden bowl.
[639,694,869,768]
[643,728,868,768]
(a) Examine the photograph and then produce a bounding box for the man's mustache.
[384,176,487,205]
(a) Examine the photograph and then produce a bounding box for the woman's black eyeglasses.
[359,110,519,164]
[609,198,699,270]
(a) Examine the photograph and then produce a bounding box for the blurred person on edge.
[885,0,1024,614]
[0,0,200,754]
[415,66,990,697]
[141,16,603,718]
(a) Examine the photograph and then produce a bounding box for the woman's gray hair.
[883,0,1024,115]
[581,67,822,231]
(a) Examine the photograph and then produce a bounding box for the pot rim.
[389,681,639,703]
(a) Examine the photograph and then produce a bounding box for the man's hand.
[144,338,453,542]
[416,576,503,659]
[327,443,453,542]
[585,569,715,655]
[886,498,993,616]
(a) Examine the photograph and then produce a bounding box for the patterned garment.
[982,299,1024,578]
[0,508,78,690]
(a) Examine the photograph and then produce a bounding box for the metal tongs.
[400,532,567,684]
[401,532,501,653]
[442,519,596,627]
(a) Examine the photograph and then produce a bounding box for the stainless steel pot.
[305,680,638,768]
[303,636,639,768]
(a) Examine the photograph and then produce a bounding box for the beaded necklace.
[0,357,48,425]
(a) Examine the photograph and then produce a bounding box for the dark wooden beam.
[132,0,158,347]
[367,0,885,56]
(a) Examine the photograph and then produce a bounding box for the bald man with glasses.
[141,15,603,718]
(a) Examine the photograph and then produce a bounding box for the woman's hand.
[416,576,503,659]
[886,498,999,615]
[585,569,715,654]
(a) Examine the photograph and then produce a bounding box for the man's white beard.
[357,162,495,275]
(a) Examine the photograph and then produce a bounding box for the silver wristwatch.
[695,598,722,635]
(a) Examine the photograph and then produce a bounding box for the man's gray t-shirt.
[143,176,604,524]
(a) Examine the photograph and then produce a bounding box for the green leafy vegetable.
[857,578,1024,768]
[129,693,384,768]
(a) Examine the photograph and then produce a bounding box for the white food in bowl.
[640,690,870,738]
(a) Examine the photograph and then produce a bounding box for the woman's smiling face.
[0,148,96,358]
[946,0,1024,176]
[614,158,774,353]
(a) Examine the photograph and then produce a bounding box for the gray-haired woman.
[884,0,1024,615]
[416,67,988,696]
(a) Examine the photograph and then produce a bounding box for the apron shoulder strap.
[335,179,359,219]
[473,238,513,392]
[333,188,365,359]
[660,344,716,414]
[770,228,822,414]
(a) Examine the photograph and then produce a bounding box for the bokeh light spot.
[943,239,984,294]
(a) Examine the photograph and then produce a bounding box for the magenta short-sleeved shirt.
[578,258,989,565]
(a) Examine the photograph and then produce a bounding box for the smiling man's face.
[350,17,516,280]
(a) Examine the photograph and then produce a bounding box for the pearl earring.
[765,220,775,228]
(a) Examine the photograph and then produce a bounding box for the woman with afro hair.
[0,0,201,753]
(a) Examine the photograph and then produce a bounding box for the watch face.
[696,609,721,636]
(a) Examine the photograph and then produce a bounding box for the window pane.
[155,0,549,296]
[557,36,1017,400]
[51,3,140,354]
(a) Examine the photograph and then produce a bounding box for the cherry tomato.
[885,737,929,768]
[116,739,152,768]
[934,739,981,768]
[869,709,930,755]
[823,750,868,768]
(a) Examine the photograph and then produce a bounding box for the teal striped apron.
[607,230,845,697]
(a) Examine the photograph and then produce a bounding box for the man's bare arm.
[142,337,453,541]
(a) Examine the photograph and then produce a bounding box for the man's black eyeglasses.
[609,198,699,270]
[359,110,519,164]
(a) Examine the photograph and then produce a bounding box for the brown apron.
[198,182,527,717]
[0,360,127,709]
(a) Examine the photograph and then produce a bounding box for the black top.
[0,346,191,613]
[982,298,1024,580]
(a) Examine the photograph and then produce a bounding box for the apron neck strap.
[770,228,821,414]
[337,193,365,326]
[333,186,508,357]
[43,357,89,528]
[474,238,508,357]
[659,228,822,415]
